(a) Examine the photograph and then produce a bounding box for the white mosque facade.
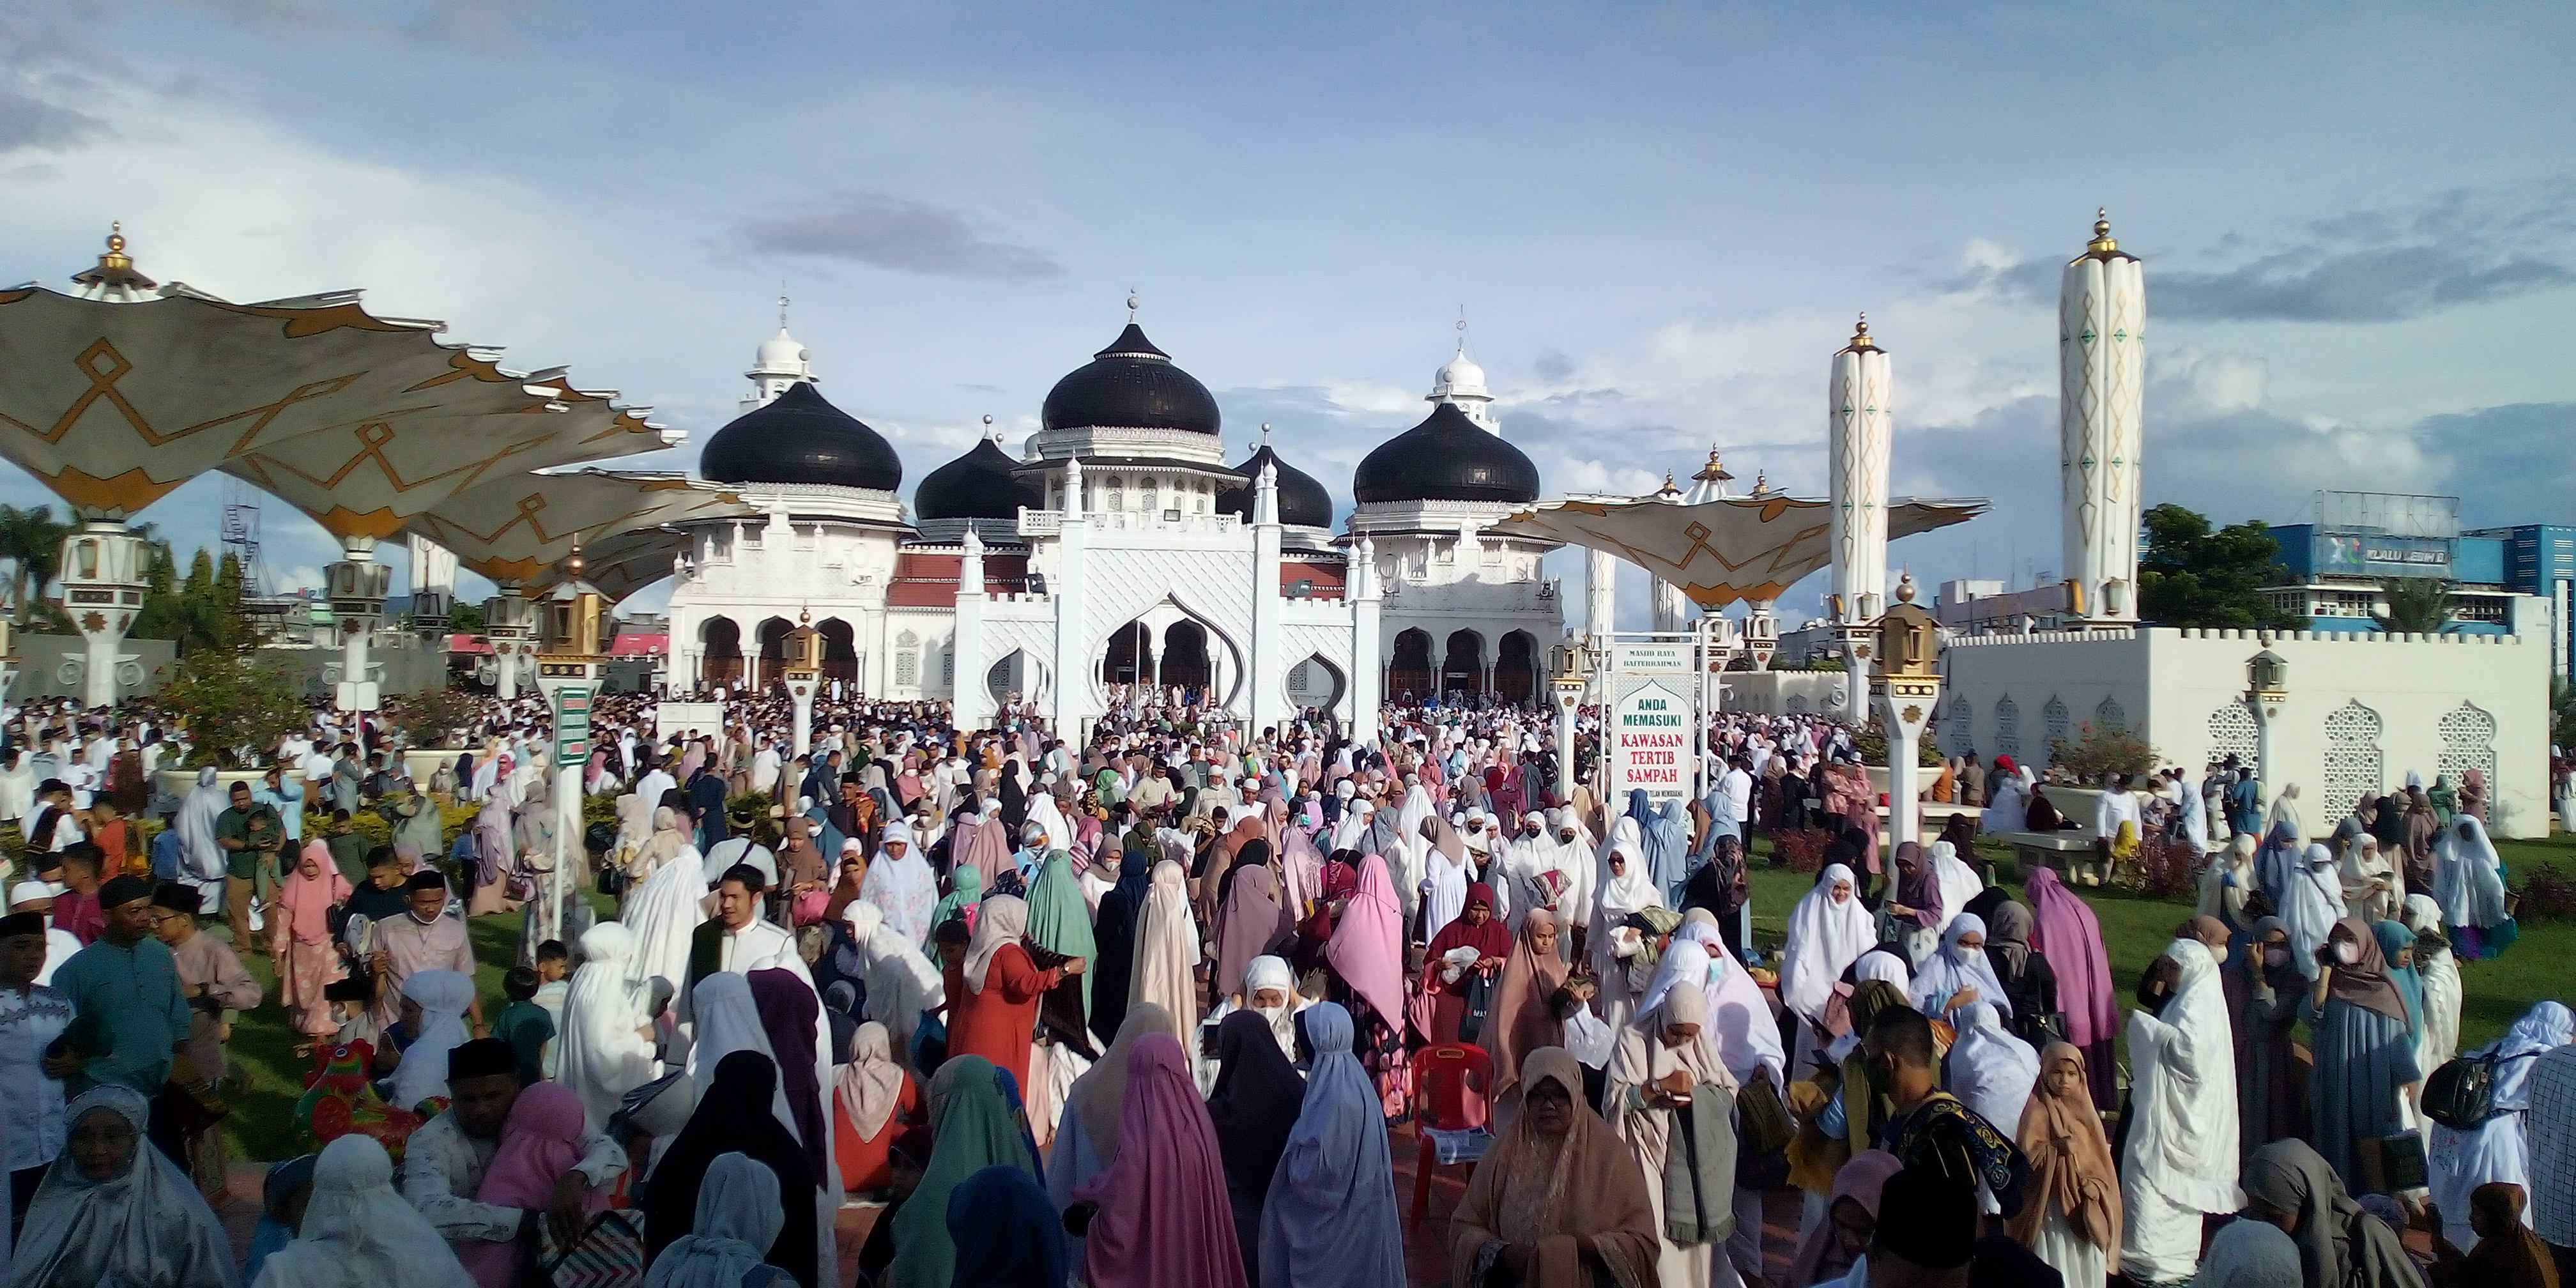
[659,305,1565,739]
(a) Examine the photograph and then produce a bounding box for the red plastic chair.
[1407,1042,1494,1230]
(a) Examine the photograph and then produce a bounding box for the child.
[531,940,572,1079]
[88,797,136,877]
[325,809,370,886]
[491,965,555,1087]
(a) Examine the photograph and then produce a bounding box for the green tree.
[155,650,303,767]
[446,601,485,632]
[2555,678,2576,755]
[0,503,75,622]
[2372,578,2456,634]
[2135,503,2300,629]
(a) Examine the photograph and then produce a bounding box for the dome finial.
[1751,469,1770,497]
[1694,443,1733,482]
[981,413,997,440]
[1896,568,1919,604]
[563,532,585,578]
[1126,288,1140,321]
[1455,306,1469,356]
[2088,207,2117,254]
[778,290,790,331]
[1846,311,1874,351]
[1261,421,1273,446]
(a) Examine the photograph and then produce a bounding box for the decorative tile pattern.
[2322,700,2386,813]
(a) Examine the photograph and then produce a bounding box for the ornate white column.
[1349,538,1383,744]
[1585,548,1615,641]
[953,529,988,716]
[327,537,390,747]
[2060,210,2145,625]
[57,521,148,709]
[1830,314,1893,721]
[1048,458,1091,734]
[1652,579,1689,633]
[406,533,458,641]
[482,589,539,702]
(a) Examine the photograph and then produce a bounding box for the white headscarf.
[641,1151,789,1288]
[2434,814,2511,930]
[176,766,229,882]
[1945,1001,2039,1136]
[680,971,801,1146]
[388,969,475,1110]
[1926,841,1984,921]
[1675,910,1787,1084]
[620,815,707,996]
[556,922,657,1131]
[2278,843,2343,981]
[1910,914,2012,1023]
[962,893,1029,993]
[1243,954,1307,1065]
[857,822,939,947]
[10,1086,239,1288]
[843,902,942,1062]
[2121,937,2240,1214]
[249,1134,473,1288]
[1636,936,1711,1018]
[1778,862,1874,1023]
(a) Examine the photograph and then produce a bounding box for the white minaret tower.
[1427,312,1499,434]
[2060,209,2145,624]
[742,294,815,410]
[1828,313,1892,626]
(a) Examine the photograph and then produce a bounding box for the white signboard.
[1611,678,1691,808]
[655,701,727,741]
[1613,643,1692,673]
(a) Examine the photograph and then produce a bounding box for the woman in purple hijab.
[2023,864,2117,1105]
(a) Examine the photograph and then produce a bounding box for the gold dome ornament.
[1694,445,1733,484]
[2088,208,2118,255]
[1846,312,1875,351]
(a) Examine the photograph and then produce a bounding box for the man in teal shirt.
[49,875,190,1097]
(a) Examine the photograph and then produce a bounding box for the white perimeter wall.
[1721,670,1848,717]
[1941,627,2550,838]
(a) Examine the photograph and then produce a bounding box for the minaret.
[2060,209,2144,623]
[1828,312,1892,624]
[1426,312,1499,434]
[742,294,814,410]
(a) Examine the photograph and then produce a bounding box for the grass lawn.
[208,834,2576,1163]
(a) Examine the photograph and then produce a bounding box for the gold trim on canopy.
[1488,491,1988,609]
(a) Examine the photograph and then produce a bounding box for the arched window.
[1995,696,2020,758]
[894,629,921,689]
[1105,475,1123,511]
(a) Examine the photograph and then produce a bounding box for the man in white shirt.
[2087,772,2142,887]
[701,804,778,890]
[634,757,677,813]
[1713,755,1755,848]
[8,882,88,986]
[402,1038,625,1255]
[675,864,801,1025]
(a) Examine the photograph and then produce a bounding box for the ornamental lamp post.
[1869,572,1944,851]
[531,543,608,954]
[1549,632,1590,801]
[2246,647,2288,783]
[480,589,541,701]
[781,608,825,756]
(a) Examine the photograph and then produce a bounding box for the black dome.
[1216,444,1334,528]
[1040,323,1221,434]
[914,438,1040,522]
[1353,404,1542,504]
[699,381,903,491]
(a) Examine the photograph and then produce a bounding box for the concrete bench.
[1991,829,2093,875]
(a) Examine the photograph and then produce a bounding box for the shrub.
[2124,825,2202,900]
[156,650,306,768]
[1855,719,1944,769]
[2047,721,2159,782]
[2515,862,2576,923]
[388,687,480,749]
[1771,826,1834,873]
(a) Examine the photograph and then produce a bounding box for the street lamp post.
[2246,647,2288,785]
[530,548,608,958]
[781,610,824,756]
[1549,632,1590,804]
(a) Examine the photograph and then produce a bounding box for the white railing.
[1016,509,1242,537]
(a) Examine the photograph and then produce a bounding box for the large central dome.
[1041,323,1222,434]
[1353,403,1542,505]
[699,381,903,492]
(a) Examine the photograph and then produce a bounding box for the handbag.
[1733,1070,1798,1159]
[542,1209,646,1288]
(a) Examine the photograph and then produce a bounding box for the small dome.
[698,381,903,491]
[1216,444,1333,528]
[1041,323,1222,434]
[1432,351,1489,399]
[1353,403,1542,505]
[754,328,808,374]
[915,437,1040,522]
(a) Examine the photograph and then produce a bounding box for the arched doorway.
[1161,620,1212,696]
[755,616,794,693]
[1389,628,1433,700]
[818,618,859,687]
[1496,630,1539,705]
[700,617,743,688]
[1100,620,1154,686]
[1443,629,1487,697]
[1285,654,1346,713]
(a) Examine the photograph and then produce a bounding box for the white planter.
[153,767,271,807]
[404,749,473,784]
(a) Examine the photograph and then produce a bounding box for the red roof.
[887,550,1032,608]
[1281,560,1346,598]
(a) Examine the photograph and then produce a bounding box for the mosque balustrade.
[1015,509,1242,539]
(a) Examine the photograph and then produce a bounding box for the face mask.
[1952,943,1981,963]
[2264,947,2290,969]
[2334,940,2361,966]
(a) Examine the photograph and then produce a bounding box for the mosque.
[659,298,1565,739]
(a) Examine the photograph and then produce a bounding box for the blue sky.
[4,2,2571,624]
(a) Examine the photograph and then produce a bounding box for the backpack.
[2423,1049,2531,1130]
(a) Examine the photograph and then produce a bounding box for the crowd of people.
[0,683,2565,1288]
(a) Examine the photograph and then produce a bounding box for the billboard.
[2315,532,2451,579]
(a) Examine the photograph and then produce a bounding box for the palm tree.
[0,503,75,622]
[2372,578,2456,634]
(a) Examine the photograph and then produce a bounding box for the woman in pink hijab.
[272,836,352,1041]
[951,804,1015,887]
[2024,864,2118,1105]
[458,1084,601,1285]
[1072,1032,1250,1288]
[1324,853,1410,1115]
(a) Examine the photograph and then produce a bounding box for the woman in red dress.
[1420,882,1512,1047]
[831,1020,919,1193]
[942,893,1076,1083]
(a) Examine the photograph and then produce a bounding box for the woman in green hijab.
[1027,850,1101,1021]
[885,1055,1043,1288]
[932,864,985,936]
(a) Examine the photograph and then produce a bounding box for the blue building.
[2260,491,2522,631]
[2464,523,2576,680]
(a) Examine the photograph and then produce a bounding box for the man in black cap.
[47,875,188,1096]
[401,1036,627,1257]
[700,801,777,890]
[367,869,481,1036]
